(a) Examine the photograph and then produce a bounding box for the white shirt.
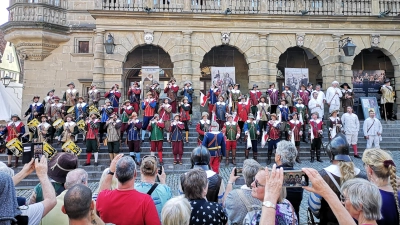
[326,87,343,106]
[341,113,360,134]
[363,117,382,136]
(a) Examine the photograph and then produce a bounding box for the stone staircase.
[3,119,400,190]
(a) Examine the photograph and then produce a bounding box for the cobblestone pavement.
[17,151,400,225]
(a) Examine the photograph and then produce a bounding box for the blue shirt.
[134,182,173,219]
[377,189,400,225]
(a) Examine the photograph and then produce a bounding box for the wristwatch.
[262,201,276,209]
[107,170,115,176]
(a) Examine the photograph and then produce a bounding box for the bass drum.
[61,140,82,156]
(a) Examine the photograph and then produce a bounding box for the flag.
[200,91,207,107]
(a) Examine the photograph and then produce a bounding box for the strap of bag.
[237,189,252,212]
[367,119,375,133]
[307,207,317,225]
[324,169,343,195]
[147,183,158,195]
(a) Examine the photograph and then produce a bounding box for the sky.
[0,1,9,26]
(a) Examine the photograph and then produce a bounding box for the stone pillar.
[183,0,191,12]
[371,0,380,16]
[394,66,400,119]
[266,34,279,85]
[258,32,269,91]
[93,29,105,94]
[260,0,268,13]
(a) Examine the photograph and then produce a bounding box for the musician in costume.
[55,114,79,145]
[33,115,52,143]
[100,99,114,143]
[340,83,354,113]
[149,80,161,112]
[120,100,134,140]
[298,84,310,107]
[180,81,194,123]
[287,112,303,163]
[221,114,240,165]
[257,95,270,140]
[363,108,382,149]
[127,81,141,114]
[164,77,179,113]
[104,84,121,113]
[281,85,294,111]
[266,113,281,164]
[87,83,100,108]
[196,112,210,145]
[314,85,326,118]
[380,78,395,121]
[141,92,157,141]
[293,97,308,143]
[213,95,229,130]
[230,84,241,113]
[225,84,233,111]
[63,82,79,114]
[306,83,314,96]
[75,96,88,121]
[325,81,343,114]
[147,114,165,162]
[25,95,45,141]
[249,84,262,116]
[244,113,260,160]
[47,96,64,143]
[277,99,290,140]
[83,112,100,166]
[267,83,279,115]
[341,106,361,158]
[179,96,191,143]
[0,114,25,167]
[237,95,250,142]
[202,121,226,174]
[207,85,220,118]
[43,89,55,113]
[170,113,185,165]
[127,112,142,165]
[328,110,342,140]
[309,112,324,163]
[105,113,122,161]
[308,91,324,120]
[158,97,172,142]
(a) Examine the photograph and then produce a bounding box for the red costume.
[164,85,179,113]
[288,120,303,142]
[143,99,157,117]
[127,88,141,114]
[267,120,280,140]
[249,90,262,106]
[298,90,310,106]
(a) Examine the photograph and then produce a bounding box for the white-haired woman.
[161,196,191,225]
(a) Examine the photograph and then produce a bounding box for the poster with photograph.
[352,70,385,107]
[284,68,309,95]
[211,67,235,94]
[360,97,382,120]
[141,66,160,99]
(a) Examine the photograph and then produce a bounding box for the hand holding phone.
[282,170,309,187]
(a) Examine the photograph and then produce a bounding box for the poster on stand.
[141,66,160,99]
[284,68,309,95]
[352,70,386,107]
[211,67,235,95]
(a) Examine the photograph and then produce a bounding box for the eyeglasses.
[253,178,265,188]
[340,194,349,203]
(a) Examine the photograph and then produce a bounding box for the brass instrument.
[89,105,100,114]
[6,138,23,157]
[27,118,40,132]
[43,141,57,160]
[62,140,82,156]
[52,119,64,129]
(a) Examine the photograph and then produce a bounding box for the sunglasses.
[253,178,265,188]
[340,194,349,203]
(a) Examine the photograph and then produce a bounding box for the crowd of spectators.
[0,138,400,225]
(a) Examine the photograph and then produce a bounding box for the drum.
[52,119,64,129]
[43,141,57,160]
[76,119,86,133]
[27,118,40,131]
[89,105,100,115]
[67,106,75,116]
[61,140,82,156]
[6,138,23,157]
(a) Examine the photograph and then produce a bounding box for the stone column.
[258,32,269,91]
[93,29,105,94]
[265,34,279,85]
[394,66,400,119]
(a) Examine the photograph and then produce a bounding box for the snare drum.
[43,141,57,160]
[61,140,82,156]
[27,118,40,131]
[6,138,23,157]
[52,119,64,129]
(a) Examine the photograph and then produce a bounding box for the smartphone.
[283,170,309,187]
[33,143,44,162]
[158,165,163,175]
[234,167,243,176]
[22,143,33,164]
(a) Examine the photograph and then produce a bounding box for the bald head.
[64,169,88,189]
[63,184,92,220]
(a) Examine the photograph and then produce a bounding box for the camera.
[234,167,243,176]
[282,170,309,187]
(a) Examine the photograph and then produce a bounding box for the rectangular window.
[78,41,90,53]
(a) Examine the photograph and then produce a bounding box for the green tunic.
[224,122,238,141]
[257,103,270,121]
[245,121,258,140]
[149,122,164,141]
[294,104,308,121]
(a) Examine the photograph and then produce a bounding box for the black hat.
[307,83,313,87]
[47,89,55,96]
[340,83,351,89]
[190,146,211,170]
[253,84,258,88]
[384,78,390,84]
[66,82,75,88]
[326,133,352,162]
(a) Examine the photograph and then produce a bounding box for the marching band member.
[158,97,172,142]
[230,84,241,113]
[196,112,210,145]
[100,99,113,143]
[120,100,134,140]
[221,114,240,165]
[267,83,279,115]
[306,83,314,96]
[309,112,324,163]
[202,121,226,174]
[266,113,280,165]
[33,115,51,143]
[105,113,122,161]
[43,89,55,113]
[380,78,395,121]
[63,82,79,114]
[104,84,121,113]
[87,83,100,108]
[341,106,361,158]
[83,112,100,166]
[298,84,310,107]
[180,81,194,124]
[257,95,270,138]
[75,96,88,121]
[308,91,324,120]
[244,113,260,160]
[326,81,343,114]
[147,114,165,162]
[207,85,220,119]
[55,114,79,146]
[249,84,262,116]
[164,77,179,113]
[127,112,142,165]
[277,99,290,140]
[363,109,382,149]
[340,83,354,113]
[328,110,342,140]
[179,96,191,143]
[170,114,185,165]
[282,85,294,111]
[141,92,157,141]
[47,96,64,143]
[213,95,228,130]
[237,95,251,142]
[149,80,161,111]
[287,112,303,163]
[0,114,25,167]
[127,81,141,114]
[24,95,44,140]
[293,97,309,143]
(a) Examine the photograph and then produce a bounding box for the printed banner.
[352,70,386,107]
[141,66,160,99]
[284,68,309,95]
[211,67,235,94]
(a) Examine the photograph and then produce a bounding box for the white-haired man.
[326,81,343,113]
